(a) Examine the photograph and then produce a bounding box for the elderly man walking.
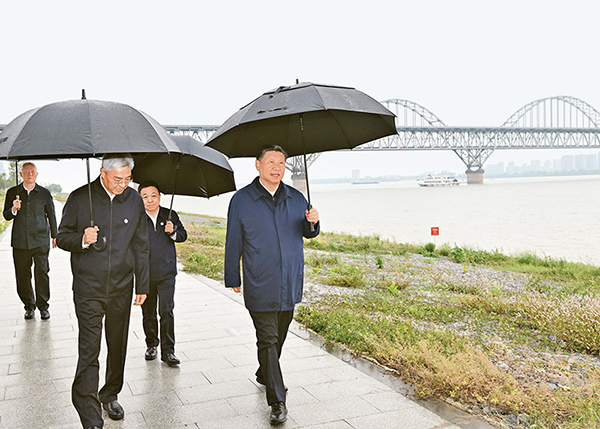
[225,145,320,425]
[2,162,57,320]
[56,154,149,429]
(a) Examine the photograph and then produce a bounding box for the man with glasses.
[57,154,149,429]
[3,162,58,320]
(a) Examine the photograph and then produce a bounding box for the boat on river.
[417,175,460,187]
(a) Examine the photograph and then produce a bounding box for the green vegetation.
[177,216,227,280]
[179,221,600,428]
[0,190,8,234]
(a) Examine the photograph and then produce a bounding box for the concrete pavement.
[0,223,492,429]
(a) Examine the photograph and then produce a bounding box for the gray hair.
[20,162,37,172]
[101,154,134,172]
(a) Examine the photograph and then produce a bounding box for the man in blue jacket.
[225,145,320,425]
[57,154,149,429]
[138,181,187,367]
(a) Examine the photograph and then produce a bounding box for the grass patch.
[177,221,226,280]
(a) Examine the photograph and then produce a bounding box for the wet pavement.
[0,220,498,428]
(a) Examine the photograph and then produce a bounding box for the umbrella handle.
[307,203,315,233]
[91,225,108,252]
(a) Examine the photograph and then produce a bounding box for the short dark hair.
[256,145,288,160]
[138,180,161,194]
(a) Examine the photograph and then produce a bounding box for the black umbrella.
[206,81,397,229]
[0,90,181,251]
[132,134,236,227]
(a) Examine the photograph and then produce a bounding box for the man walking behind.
[224,145,320,425]
[56,154,149,429]
[2,162,57,320]
[138,181,187,367]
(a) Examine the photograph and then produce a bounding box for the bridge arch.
[381,99,445,127]
[502,96,600,128]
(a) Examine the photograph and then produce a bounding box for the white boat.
[417,175,460,187]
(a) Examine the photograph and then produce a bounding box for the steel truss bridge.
[2,96,600,183]
[163,96,600,183]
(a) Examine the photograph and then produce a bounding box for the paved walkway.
[0,221,491,429]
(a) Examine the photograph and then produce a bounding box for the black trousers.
[141,279,176,355]
[249,310,294,405]
[72,288,133,429]
[13,245,50,311]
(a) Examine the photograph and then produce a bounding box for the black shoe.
[24,310,35,320]
[86,427,102,429]
[270,402,287,425]
[161,353,180,366]
[256,376,288,392]
[145,346,157,360]
[102,400,124,420]
[40,309,50,320]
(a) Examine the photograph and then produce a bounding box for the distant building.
[574,154,585,170]
[585,154,598,170]
[561,155,574,171]
[351,169,360,180]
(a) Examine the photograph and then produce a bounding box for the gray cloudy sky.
[2,0,599,190]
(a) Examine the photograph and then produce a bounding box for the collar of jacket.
[18,183,39,194]
[249,176,291,202]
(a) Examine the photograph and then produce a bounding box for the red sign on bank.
[431,227,439,236]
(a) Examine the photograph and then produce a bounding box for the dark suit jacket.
[56,177,150,298]
[3,183,58,249]
[147,207,187,283]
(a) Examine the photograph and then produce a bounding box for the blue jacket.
[224,177,320,312]
[147,206,187,283]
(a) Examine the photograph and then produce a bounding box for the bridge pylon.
[291,171,307,194]
[466,169,484,184]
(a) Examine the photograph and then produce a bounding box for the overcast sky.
[2,0,599,191]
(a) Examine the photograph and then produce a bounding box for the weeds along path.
[174,215,600,429]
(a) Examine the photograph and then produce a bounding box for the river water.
[169,175,600,266]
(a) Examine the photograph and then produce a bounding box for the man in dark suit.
[138,181,187,366]
[56,154,149,429]
[2,162,58,320]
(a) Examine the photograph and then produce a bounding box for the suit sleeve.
[172,211,187,243]
[3,188,16,221]
[56,193,89,253]
[45,191,58,238]
[224,197,243,288]
[132,203,150,295]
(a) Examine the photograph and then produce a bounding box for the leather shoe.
[161,353,180,366]
[145,346,157,360]
[86,427,102,429]
[24,310,35,320]
[102,400,124,420]
[270,402,287,425]
[40,309,50,320]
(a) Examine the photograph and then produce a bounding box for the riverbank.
[176,213,600,429]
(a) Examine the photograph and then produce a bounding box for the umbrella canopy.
[0,97,179,159]
[0,92,181,251]
[132,134,236,198]
[205,81,397,158]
